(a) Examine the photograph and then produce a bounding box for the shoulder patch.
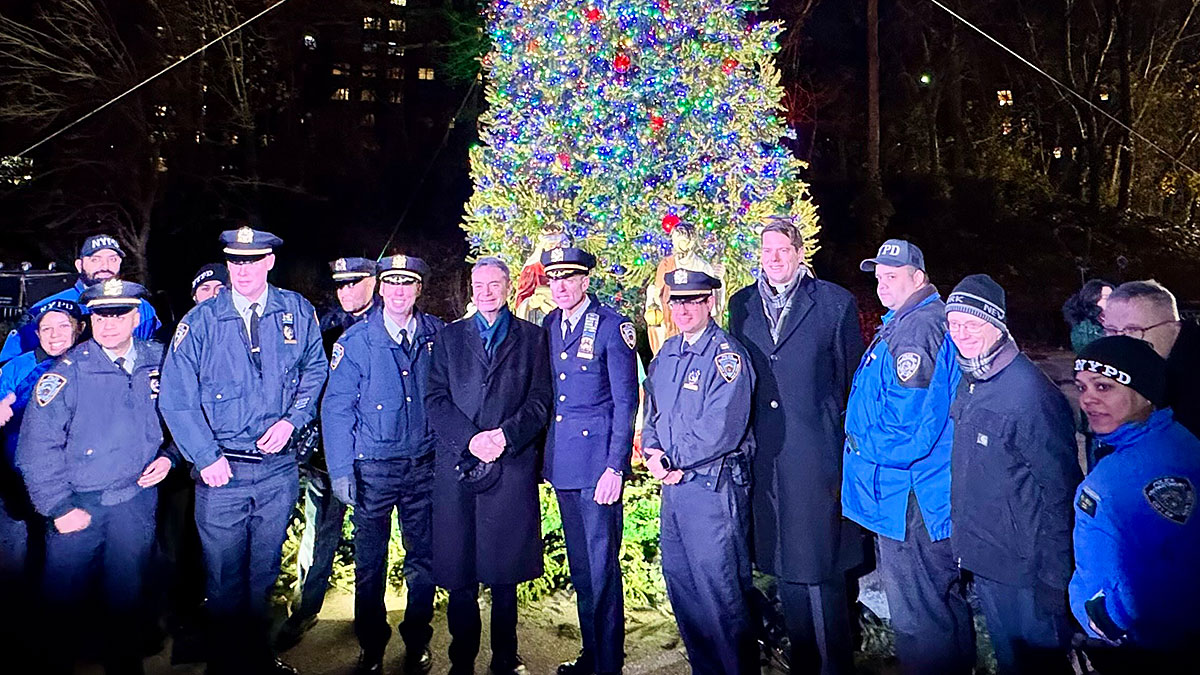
[35,373,68,407]
[896,352,921,382]
[1078,486,1100,518]
[172,322,190,352]
[1144,476,1194,524]
[619,322,636,350]
[715,352,742,383]
[330,343,345,370]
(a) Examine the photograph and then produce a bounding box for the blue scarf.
[474,306,512,359]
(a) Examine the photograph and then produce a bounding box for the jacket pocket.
[201,381,247,437]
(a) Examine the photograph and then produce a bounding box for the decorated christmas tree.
[462,0,819,316]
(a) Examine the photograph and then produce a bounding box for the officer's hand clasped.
[200,456,234,487]
[257,419,296,454]
[138,456,172,488]
[54,508,91,534]
[469,428,506,463]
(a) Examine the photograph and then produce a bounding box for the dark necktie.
[114,357,127,374]
[398,328,410,357]
[249,303,262,370]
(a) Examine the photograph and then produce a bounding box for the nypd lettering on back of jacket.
[15,339,167,519]
[642,320,755,480]
[842,285,960,542]
[320,309,444,480]
[158,286,327,470]
[542,298,639,490]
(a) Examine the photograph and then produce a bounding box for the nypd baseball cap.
[860,239,925,272]
[79,234,125,259]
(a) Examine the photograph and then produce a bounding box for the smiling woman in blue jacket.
[945,275,1081,675]
[1071,336,1200,672]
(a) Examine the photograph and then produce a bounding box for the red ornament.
[585,7,601,23]
[556,152,571,169]
[661,214,680,233]
[658,0,671,10]
[525,40,539,53]
[650,115,665,131]
[613,52,632,73]
[722,57,739,74]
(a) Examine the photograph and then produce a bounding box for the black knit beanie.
[946,274,1007,330]
[1075,335,1167,407]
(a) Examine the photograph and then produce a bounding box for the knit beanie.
[946,274,1007,330]
[1075,335,1167,407]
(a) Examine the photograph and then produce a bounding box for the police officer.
[0,234,162,364]
[277,256,379,650]
[16,280,174,674]
[541,247,637,675]
[842,240,973,675]
[1071,336,1200,673]
[191,262,229,303]
[159,227,327,675]
[321,254,441,674]
[642,269,757,675]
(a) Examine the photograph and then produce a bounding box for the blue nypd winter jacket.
[842,285,960,542]
[1070,408,1200,649]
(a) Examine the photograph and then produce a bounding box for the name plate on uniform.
[281,312,297,344]
[577,313,599,360]
[682,368,701,391]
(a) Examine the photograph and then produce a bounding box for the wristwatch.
[606,467,625,477]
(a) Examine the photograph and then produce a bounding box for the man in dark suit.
[425,257,553,675]
[728,216,865,675]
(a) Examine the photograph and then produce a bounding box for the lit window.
[389,90,403,104]
[362,113,376,127]
[391,0,406,5]
[362,64,378,78]
[363,17,381,30]
[331,63,350,76]
[418,67,435,80]
[387,67,403,80]
[332,87,351,101]
[387,42,404,56]
[154,104,169,117]
[361,89,376,102]
[363,41,379,53]
[996,89,1013,107]
[303,34,317,49]
[389,19,406,31]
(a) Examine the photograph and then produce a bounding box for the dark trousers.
[194,458,298,671]
[292,467,347,620]
[42,488,157,675]
[876,492,974,675]
[353,456,435,655]
[447,583,519,669]
[972,576,1071,675]
[778,577,855,675]
[660,477,757,675]
[557,487,625,673]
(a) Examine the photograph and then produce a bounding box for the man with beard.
[0,234,161,364]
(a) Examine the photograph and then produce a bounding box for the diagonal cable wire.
[375,76,480,261]
[927,0,1200,178]
[13,0,294,158]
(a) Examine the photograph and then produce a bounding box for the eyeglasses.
[947,320,990,336]
[1102,319,1178,340]
[668,297,709,308]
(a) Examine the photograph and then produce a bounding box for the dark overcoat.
[728,275,866,584]
[425,313,552,588]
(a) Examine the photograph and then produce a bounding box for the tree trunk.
[1115,0,1134,210]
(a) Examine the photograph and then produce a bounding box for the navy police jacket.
[542,298,638,490]
[642,320,755,481]
[321,309,444,479]
[0,349,55,462]
[159,286,327,470]
[843,285,960,542]
[1070,408,1200,649]
[15,339,168,518]
[949,351,1081,590]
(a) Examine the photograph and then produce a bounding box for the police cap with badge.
[190,263,229,297]
[378,254,429,285]
[79,234,126,259]
[79,279,149,316]
[541,247,595,279]
[330,257,378,285]
[665,268,721,299]
[219,226,283,262]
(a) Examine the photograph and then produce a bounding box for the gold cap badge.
[102,279,123,297]
[334,258,347,271]
[673,269,689,285]
[550,248,564,262]
[236,226,255,244]
[392,254,407,268]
